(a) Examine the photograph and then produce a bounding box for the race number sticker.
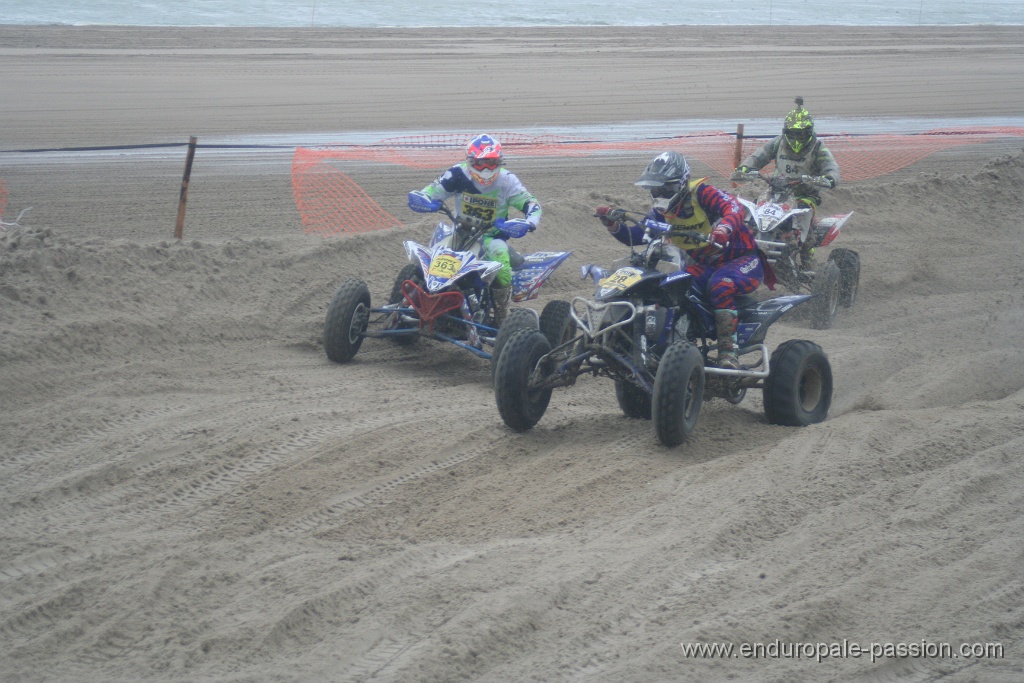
[429,254,463,279]
[673,232,706,250]
[599,267,643,292]
[461,193,498,222]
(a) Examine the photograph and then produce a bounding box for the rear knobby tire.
[652,342,705,447]
[490,307,539,380]
[494,329,553,432]
[828,248,860,308]
[763,339,833,426]
[615,380,652,420]
[387,263,424,345]
[324,279,371,363]
[810,260,841,329]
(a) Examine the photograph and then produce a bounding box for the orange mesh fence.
[291,147,403,236]
[293,127,1024,236]
[741,127,1024,182]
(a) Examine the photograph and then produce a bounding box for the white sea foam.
[4,0,1023,27]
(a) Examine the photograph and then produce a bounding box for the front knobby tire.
[652,342,705,447]
[539,299,575,349]
[388,263,424,346]
[615,379,652,420]
[490,307,539,381]
[324,279,371,363]
[763,339,833,426]
[810,260,842,329]
[494,329,553,432]
[828,248,860,309]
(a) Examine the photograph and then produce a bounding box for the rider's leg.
[707,256,764,369]
[795,199,818,269]
[713,308,740,370]
[684,262,739,367]
[485,237,514,327]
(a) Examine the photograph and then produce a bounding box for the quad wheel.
[809,260,841,330]
[490,308,540,380]
[828,248,860,308]
[763,339,833,426]
[324,279,371,363]
[539,299,575,348]
[615,380,652,420]
[494,329,553,432]
[387,264,424,345]
[652,342,705,447]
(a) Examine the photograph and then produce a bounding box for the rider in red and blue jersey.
[596,151,772,369]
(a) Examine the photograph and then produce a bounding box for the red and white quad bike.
[732,171,858,329]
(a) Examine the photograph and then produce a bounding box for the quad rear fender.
[737,294,813,346]
[816,212,854,247]
[512,250,573,302]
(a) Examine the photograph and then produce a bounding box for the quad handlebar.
[730,170,833,189]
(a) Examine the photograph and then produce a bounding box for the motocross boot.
[714,308,740,370]
[491,285,512,328]
[800,237,817,271]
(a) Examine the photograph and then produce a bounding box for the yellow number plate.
[599,267,642,291]
[428,254,463,278]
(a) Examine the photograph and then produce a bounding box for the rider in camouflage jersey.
[409,134,542,327]
[736,97,840,268]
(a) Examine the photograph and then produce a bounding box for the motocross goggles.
[785,127,812,143]
[470,158,502,170]
[649,182,682,199]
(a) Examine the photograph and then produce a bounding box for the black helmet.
[636,151,692,215]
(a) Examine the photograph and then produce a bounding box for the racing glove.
[708,224,732,248]
[494,218,532,239]
[595,206,626,229]
[408,190,441,213]
[824,175,837,189]
[730,166,751,181]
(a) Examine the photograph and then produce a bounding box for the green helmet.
[783,96,815,154]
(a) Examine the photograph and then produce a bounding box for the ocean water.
[4,0,1023,27]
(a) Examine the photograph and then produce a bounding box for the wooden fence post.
[175,136,198,239]
[733,124,744,171]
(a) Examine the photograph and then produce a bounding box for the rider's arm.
[520,199,542,229]
[421,164,474,201]
[696,183,758,253]
[814,145,841,188]
[697,184,746,234]
[508,192,542,230]
[606,213,648,247]
[502,171,543,230]
[739,137,781,172]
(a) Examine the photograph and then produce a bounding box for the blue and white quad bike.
[493,216,833,447]
[324,194,572,367]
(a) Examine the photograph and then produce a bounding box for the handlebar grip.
[800,174,833,188]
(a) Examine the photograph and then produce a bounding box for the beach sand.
[1,25,1023,682]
